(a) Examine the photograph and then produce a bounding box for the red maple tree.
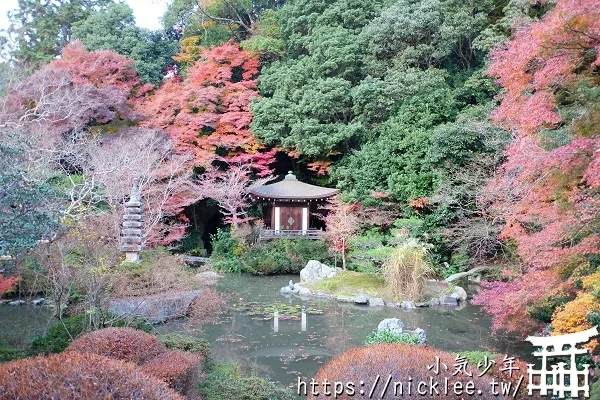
[138,42,275,175]
[321,197,364,270]
[473,0,600,333]
[0,41,141,140]
[0,274,20,297]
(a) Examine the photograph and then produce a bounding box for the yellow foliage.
[172,36,202,68]
[552,293,600,351]
[582,271,600,291]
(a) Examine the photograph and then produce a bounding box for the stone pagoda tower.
[120,178,144,262]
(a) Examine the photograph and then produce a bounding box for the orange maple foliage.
[138,42,275,175]
[0,274,20,297]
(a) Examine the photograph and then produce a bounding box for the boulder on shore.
[354,294,370,304]
[439,295,458,306]
[369,297,385,307]
[32,298,45,306]
[452,285,468,301]
[401,300,416,309]
[300,260,336,283]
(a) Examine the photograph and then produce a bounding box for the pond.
[157,274,534,391]
[0,302,54,349]
[0,274,534,393]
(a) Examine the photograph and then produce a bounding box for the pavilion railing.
[259,228,324,241]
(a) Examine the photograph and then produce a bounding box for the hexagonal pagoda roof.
[249,171,339,202]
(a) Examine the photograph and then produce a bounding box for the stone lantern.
[120,178,144,262]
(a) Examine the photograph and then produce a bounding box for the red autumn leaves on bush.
[141,350,205,393]
[65,328,204,393]
[473,0,600,333]
[0,352,184,400]
[66,327,167,364]
[0,274,20,297]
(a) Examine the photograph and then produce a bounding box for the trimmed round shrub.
[141,350,204,393]
[160,333,210,357]
[200,362,295,400]
[0,352,184,400]
[66,327,166,364]
[312,344,512,399]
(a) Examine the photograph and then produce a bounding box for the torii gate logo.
[526,326,598,398]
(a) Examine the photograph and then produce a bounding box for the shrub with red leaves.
[0,274,20,297]
[141,350,205,393]
[0,352,184,400]
[311,344,518,399]
[66,327,166,364]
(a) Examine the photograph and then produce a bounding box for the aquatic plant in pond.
[364,330,421,346]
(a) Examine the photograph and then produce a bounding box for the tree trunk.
[341,238,346,270]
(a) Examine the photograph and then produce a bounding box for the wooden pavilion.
[249,171,339,240]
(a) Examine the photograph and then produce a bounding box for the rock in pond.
[196,271,221,286]
[298,287,312,296]
[8,300,25,306]
[439,295,458,306]
[377,318,405,333]
[430,297,441,306]
[401,300,416,309]
[280,286,299,295]
[109,290,200,324]
[335,295,355,303]
[415,302,429,307]
[314,293,330,299]
[300,260,336,283]
[452,285,468,301]
[354,294,370,304]
[413,328,427,344]
[32,298,45,306]
[369,297,385,307]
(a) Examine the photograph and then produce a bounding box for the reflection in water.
[301,307,307,332]
[158,274,533,390]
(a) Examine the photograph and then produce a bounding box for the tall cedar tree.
[3,0,113,65]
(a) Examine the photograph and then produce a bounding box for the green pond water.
[0,274,534,393]
[158,274,533,391]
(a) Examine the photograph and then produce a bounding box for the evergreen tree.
[2,0,113,65]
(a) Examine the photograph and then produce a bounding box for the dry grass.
[305,271,386,298]
[0,352,184,400]
[383,240,433,301]
[188,287,229,325]
[112,248,196,297]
